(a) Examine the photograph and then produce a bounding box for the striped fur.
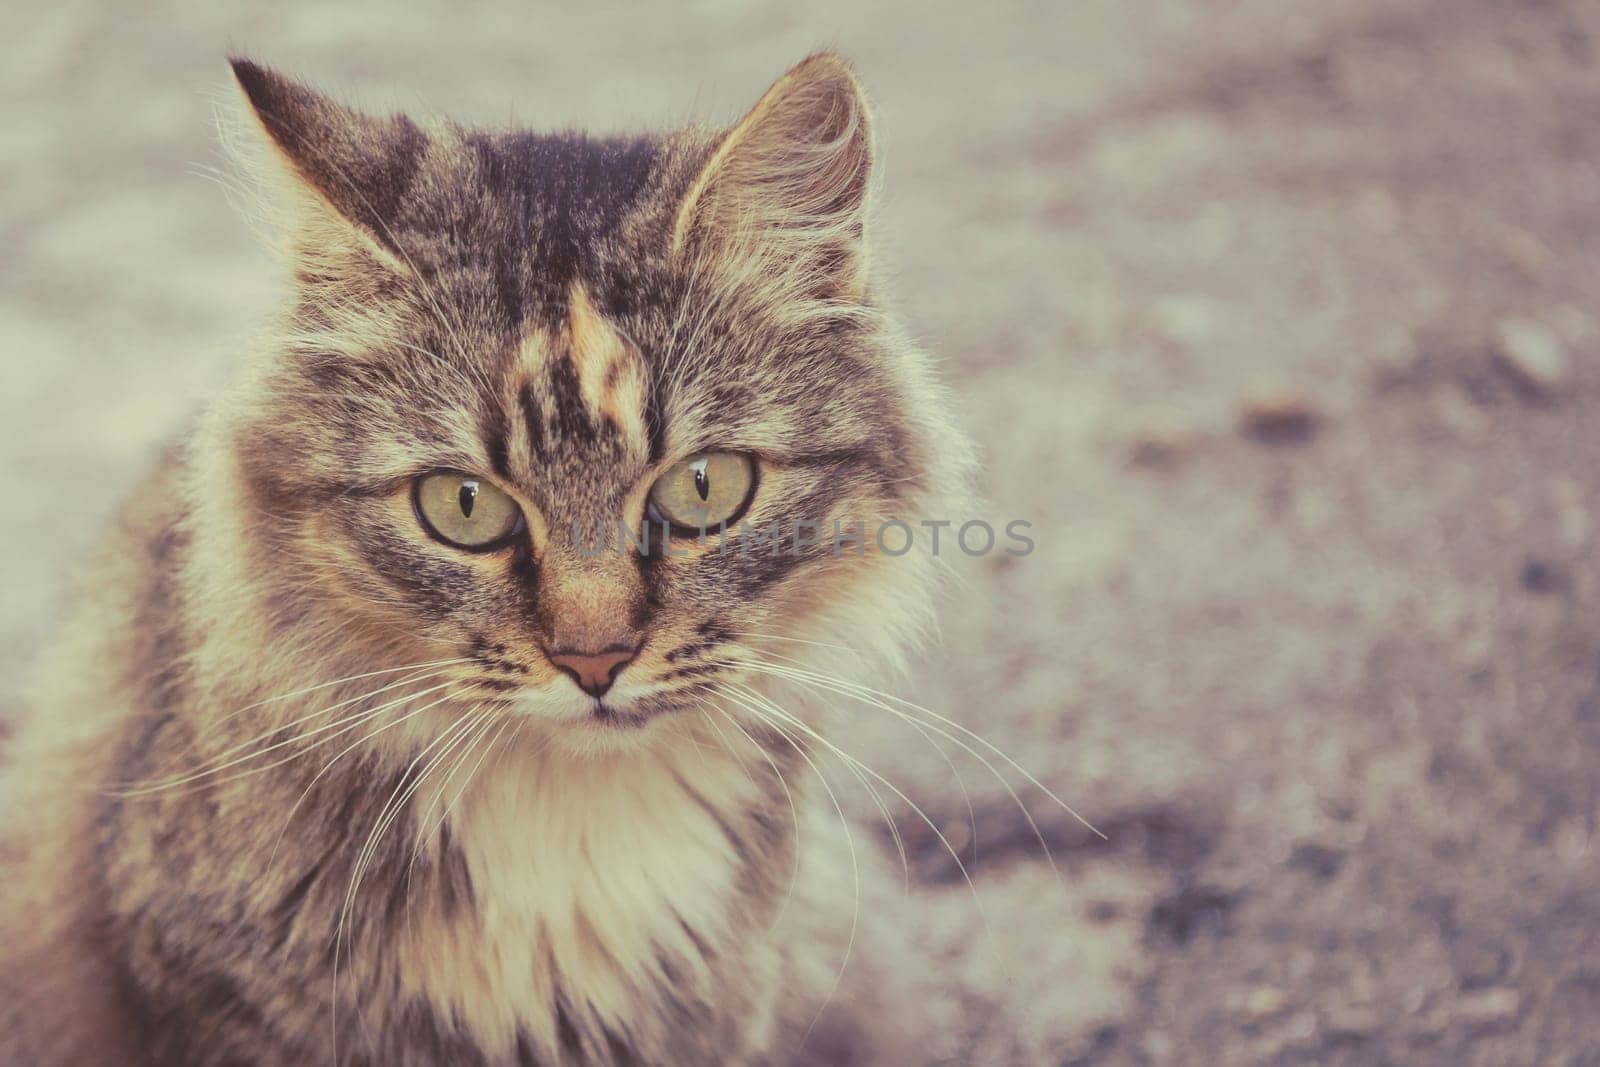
[0,53,966,1065]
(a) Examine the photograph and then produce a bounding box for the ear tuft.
[227,57,428,263]
[673,52,875,293]
[228,57,289,128]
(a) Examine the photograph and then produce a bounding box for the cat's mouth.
[532,686,697,736]
[587,700,652,730]
[538,692,695,755]
[506,674,708,741]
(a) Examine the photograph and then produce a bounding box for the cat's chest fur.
[394,739,773,1062]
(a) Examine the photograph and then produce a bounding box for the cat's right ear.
[671,53,875,299]
[227,58,428,274]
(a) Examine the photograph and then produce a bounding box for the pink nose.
[546,646,636,697]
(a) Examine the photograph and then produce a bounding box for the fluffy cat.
[0,52,965,1065]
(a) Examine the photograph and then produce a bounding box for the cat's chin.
[542,708,674,759]
[510,689,680,757]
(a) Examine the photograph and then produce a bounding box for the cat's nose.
[545,645,637,698]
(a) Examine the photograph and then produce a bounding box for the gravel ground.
[4,1,1600,1063]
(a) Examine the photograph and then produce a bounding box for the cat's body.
[0,55,960,1065]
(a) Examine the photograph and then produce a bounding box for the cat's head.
[214,54,961,752]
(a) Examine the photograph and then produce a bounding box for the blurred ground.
[4,1,1600,1063]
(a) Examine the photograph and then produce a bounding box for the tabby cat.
[0,52,965,1065]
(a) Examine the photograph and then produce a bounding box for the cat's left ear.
[229,58,428,273]
[672,53,874,298]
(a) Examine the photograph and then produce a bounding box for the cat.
[0,51,966,1065]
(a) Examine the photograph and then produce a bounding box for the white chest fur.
[396,735,754,1058]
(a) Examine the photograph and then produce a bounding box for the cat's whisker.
[266,690,481,879]
[712,685,860,1053]
[697,707,761,791]
[432,709,514,836]
[722,680,1005,990]
[755,688,909,891]
[351,704,491,922]
[741,658,1066,884]
[109,680,459,797]
[743,652,1105,843]
[404,708,526,953]
[724,681,911,894]
[722,634,981,867]
[185,666,458,769]
[416,710,511,860]
[389,338,495,401]
[680,722,717,766]
[335,703,495,1055]
[662,239,710,360]
[725,629,855,656]
[707,706,804,936]
[191,657,469,731]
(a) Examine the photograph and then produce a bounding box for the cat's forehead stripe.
[566,282,648,453]
[512,283,648,466]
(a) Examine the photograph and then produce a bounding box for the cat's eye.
[647,452,757,534]
[412,472,524,550]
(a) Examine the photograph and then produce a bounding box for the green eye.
[647,452,757,533]
[413,472,524,550]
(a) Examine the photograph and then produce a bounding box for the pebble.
[1247,1012,1319,1061]
[1288,842,1346,880]
[1453,942,1512,990]
[1239,388,1320,445]
[1455,987,1522,1033]
[1494,318,1570,396]
[1323,1002,1382,1040]
[1520,557,1567,595]
[1241,985,1289,1022]
[1127,409,1200,468]
[1086,900,1123,924]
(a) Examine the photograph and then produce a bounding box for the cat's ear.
[228,58,428,273]
[672,53,874,297]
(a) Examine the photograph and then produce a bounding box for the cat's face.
[224,56,949,749]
